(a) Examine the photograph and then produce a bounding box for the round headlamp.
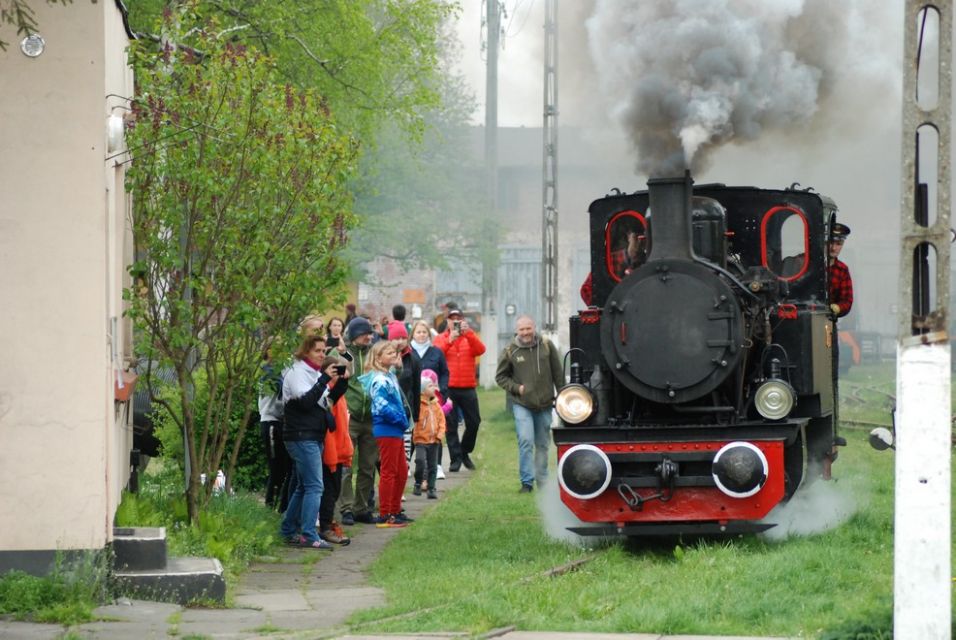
[558,444,612,500]
[754,379,795,420]
[711,441,768,498]
[554,384,595,424]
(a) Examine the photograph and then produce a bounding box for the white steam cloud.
[537,476,623,547]
[585,0,897,177]
[759,479,858,541]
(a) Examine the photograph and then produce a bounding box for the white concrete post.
[894,341,951,638]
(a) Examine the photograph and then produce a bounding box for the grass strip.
[345,368,948,638]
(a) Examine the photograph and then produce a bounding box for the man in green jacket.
[495,315,564,493]
[337,316,376,524]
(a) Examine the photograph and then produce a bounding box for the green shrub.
[115,470,280,578]
[0,552,109,625]
[149,370,267,495]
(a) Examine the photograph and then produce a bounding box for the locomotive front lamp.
[558,444,612,500]
[711,441,768,499]
[754,379,795,421]
[555,384,595,424]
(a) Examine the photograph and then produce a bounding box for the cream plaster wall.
[0,1,132,555]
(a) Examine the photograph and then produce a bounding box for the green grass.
[346,376,946,639]
[0,552,109,625]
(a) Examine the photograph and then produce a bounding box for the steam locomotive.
[555,173,843,536]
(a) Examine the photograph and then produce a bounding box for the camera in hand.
[335,365,347,375]
[327,336,339,348]
[453,321,461,331]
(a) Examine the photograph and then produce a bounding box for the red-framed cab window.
[760,205,810,281]
[605,210,647,282]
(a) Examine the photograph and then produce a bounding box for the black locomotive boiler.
[554,173,843,536]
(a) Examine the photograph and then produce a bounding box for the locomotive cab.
[557,174,839,536]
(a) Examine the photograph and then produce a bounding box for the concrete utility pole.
[541,0,559,337]
[896,2,952,637]
[479,0,501,389]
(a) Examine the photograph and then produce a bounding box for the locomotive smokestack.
[647,171,694,261]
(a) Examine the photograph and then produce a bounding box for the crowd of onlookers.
[259,302,486,548]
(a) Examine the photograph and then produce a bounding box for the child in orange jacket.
[318,355,354,545]
[412,371,447,500]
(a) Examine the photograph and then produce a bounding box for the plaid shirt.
[829,258,853,317]
[579,249,638,307]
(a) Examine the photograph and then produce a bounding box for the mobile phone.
[327,336,339,348]
[453,321,461,331]
[335,365,347,375]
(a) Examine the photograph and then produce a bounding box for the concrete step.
[112,526,167,571]
[113,556,226,605]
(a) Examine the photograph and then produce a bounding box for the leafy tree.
[126,6,357,522]
[127,1,490,276]
[126,0,456,146]
[348,27,499,275]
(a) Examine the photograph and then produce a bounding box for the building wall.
[0,1,133,570]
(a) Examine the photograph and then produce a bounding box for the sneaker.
[340,511,355,526]
[284,534,305,546]
[320,528,351,546]
[395,511,415,523]
[353,511,377,524]
[461,454,476,470]
[449,459,462,472]
[301,538,334,550]
[519,484,533,493]
[375,514,408,529]
[436,465,446,479]
[331,521,348,538]
[427,488,438,499]
[413,484,422,496]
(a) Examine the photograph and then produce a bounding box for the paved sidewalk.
[0,458,791,640]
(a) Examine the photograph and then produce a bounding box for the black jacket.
[283,373,348,443]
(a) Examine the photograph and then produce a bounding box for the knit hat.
[420,368,438,387]
[346,316,373,341]
[387,321,408,340]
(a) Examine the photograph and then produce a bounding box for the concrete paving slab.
[266,608,358,632]
[234,588,312,611]
[90,598,181,622]
[68,621,172,640]
[0,620,65,640]
[177,607,269,637]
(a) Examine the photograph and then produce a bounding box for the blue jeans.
[513,404,552,487]
[280,440,324,543]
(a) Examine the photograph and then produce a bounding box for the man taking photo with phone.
[433,308,486,472]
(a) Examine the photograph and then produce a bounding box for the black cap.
[832,222,851,239]
[447,308,463,318]
[346,317,373,341]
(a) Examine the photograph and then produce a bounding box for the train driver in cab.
[828,222,853,318]
[579,218,648,306]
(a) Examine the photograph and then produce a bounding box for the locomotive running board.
[567,521,776,536]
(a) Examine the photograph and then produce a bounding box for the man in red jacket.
[433,308,486,471]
